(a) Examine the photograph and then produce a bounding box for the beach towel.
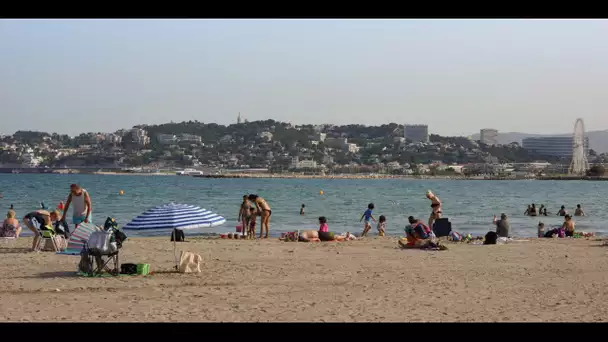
[179,251,202,273]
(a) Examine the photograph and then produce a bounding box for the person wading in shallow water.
[248,194,271,239]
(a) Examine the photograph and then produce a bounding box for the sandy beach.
[1,236,607,322]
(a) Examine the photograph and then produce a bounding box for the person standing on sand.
[426,190,442,228]
[248,194,271,239]
[61,184,92,225]
[237,195,250,238]
[574,204,585,216]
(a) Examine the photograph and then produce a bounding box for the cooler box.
[137,264,150,276]
[433,218,452,237]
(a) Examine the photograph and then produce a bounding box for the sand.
[1,236,607,322]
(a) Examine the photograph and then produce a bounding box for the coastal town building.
[404,124,429,143]
[130,128,150,146]
[522,136,589,158]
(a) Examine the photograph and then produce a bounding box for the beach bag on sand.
[179,251,202,273]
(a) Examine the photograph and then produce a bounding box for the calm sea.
[2,174,605,238]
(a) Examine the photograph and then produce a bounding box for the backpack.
[484,231,498,245]
[171,228,185,242]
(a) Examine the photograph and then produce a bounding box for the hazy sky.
[2,19,608,136]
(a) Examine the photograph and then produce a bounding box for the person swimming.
[557,206,567,217]
[426,190,442,228]
[574,204,585,216]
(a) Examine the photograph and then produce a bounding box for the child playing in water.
[247,207,257,239]
[360,203,376,237]
[377,215,386,236]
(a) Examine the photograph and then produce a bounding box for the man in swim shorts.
[61,184,92,225]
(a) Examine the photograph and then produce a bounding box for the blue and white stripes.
[123,203,226,231]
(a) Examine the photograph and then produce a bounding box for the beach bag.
[484,231,498,245]
[120,263,138,275]
[178,251,202,273]
[171,229,185,242]
[236,224,243,233]
[88,231,112,254]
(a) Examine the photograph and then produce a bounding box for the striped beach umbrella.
[57,222,101,255]
[123,203,226,231]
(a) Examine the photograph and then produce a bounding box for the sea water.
[2,174,606,238]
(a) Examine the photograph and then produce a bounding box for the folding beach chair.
[33,220,60,253]
[0,236,17,246]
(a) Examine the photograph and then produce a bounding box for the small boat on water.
[176,168,204,176]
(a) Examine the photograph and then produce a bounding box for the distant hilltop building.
[522,136,589,158]
[404,124,429,143]
[130,128,150,146]
[480,129,499,145]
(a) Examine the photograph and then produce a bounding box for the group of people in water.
[523,203,586,217]
[0,183,93,251]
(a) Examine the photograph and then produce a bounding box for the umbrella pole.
[173,229,178,271]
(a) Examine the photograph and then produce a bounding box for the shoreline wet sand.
[1,236,607,322]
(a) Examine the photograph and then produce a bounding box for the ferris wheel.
[568,118,589,175]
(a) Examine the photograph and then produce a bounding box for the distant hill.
[471,130,608,153]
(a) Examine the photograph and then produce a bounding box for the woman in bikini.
[426,190,442,228]
[248,194,271,239]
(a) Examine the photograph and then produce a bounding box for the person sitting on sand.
[399,216,434,248]
[537,222,545,238]
[574,204,585,217]
[1,209,21,238]
[492,213,510,238]
[562,214,576,237]
[426,190,442,228]
[300,204,305,215]
[557,206,567,217]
